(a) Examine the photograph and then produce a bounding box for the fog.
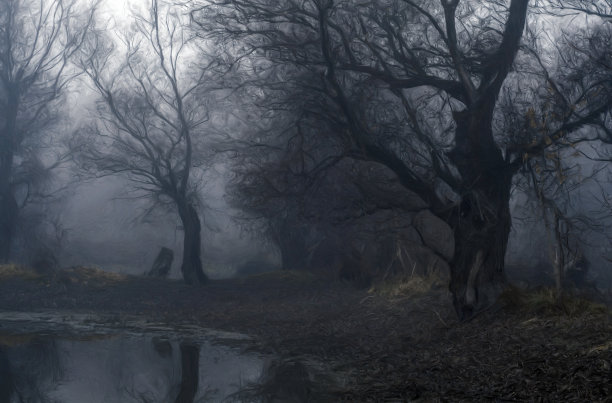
[55,175,278,278]
[1,0,611,401]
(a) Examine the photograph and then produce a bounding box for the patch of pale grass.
[587,340,612,355]
[0,333,37,347]
[500,286,609,317]
[0,264,42,281]
[63,266,129,284]
[369,274,444,298]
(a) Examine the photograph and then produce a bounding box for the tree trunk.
[449,186,512,319]
[448,110,515,319]
[0,189,17,264]
[270,220,310,271]
[177,202,207,285]
[0,87,19,264]
[278,238,309,271]
[147,246,174,278]
[551,211,565,293]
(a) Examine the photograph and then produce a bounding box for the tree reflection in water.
[175,342,199,403]
[0,335,264,403]
[0,339,62,403]
[0,346,13,403]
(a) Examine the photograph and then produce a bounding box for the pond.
[0,312,268,403]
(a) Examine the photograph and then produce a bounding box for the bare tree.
[0,0,96,263]
[196,0,612,317]
[75,0,224,284]
[225,70,348,271]
[221,60,425,275]
[194,0,533,318]
[548,0,612,18]
[529,0,612,291]
[516,149,606,292]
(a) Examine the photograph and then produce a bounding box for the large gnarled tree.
[193,0,539,318]
[196,0,612,316]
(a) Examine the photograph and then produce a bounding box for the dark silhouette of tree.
[516,149,607,292]
[194,0,612,318]
[0,346,12,402]
[530,0,612,292]
[224,71,348,271]
[75,0,224,284]
[194,0,529,318]
[0,0,96,263]
[549,0,612,18]
[531,3,612,148]
[221,62,426,273]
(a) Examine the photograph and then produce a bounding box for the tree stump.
[147,247,173,278]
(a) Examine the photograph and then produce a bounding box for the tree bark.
[0,190,17,264]
[177,202,208,285]
[278,236,309,271]
[552,213,564,293]
[147,247,174,278]
[0,149,17,262]
[443,1,528,319]
[449,187,512,319]
[448,110,515,319]
[0,87,18,264]
[269,220,310,271]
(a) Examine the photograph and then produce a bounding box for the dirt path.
[0,267,610,401]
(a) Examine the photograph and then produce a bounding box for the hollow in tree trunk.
[177,202,208,285]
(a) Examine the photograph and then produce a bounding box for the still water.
[0,314,267,403]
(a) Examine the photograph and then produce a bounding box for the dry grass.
[0,264,42,281]
[500,285,609,316]
[58,266,130,285]
[369,274,445,298]
[0,264,131,287]
[0,333,38,347]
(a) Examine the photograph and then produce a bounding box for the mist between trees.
[2,0,612,319]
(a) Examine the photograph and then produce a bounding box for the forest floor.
[0,265,610,402]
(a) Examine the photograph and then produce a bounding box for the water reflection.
[175,342,200,403]
[0,334,264,403]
